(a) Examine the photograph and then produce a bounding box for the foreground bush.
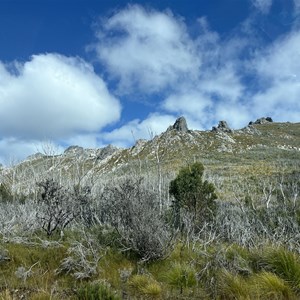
[99,177,174,261]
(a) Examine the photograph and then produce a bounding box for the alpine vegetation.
[0,117,299,299]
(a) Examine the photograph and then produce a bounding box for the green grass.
[128,274,162,298]
[77,281,121,300]
[253,271,295,300]
[1,238,300,299]
[263,247,300,294]
[0,243,74,298]
[218,270,252,299]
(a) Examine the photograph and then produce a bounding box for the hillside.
[1,116,299,201]
[0,117,300,300]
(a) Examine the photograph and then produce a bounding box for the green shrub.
[0,183,13,202]
[169,162,217,230]
[77,282,120,300]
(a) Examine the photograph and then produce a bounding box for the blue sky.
[0,0,299,164]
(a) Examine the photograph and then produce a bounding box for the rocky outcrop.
[171,116,189,132]
[96,145,118,160]
[212,121,233,133]
[26,152,45,160]
[249,117,273,125]
[241,125,261,135]
[64,145,84,155]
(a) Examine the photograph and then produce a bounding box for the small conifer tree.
[169,162,217,229]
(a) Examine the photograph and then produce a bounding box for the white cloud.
[0,138,36,165]
[103,113,176,147]
[251,0,273,14]
[215,104,253,129]
[294,0,300,12]
[200,67,244,103]
[63,133,100,149]
[94,4,199,94]
[162,90,213,128]
[251,31,300,122]
[91,5,254,132]
[0,53,121,164]
[161,62,245,127]
[254,32,300,82]
[252,82,300,122]
[0,54,121,140]
[0,138,64,165]
[93,4,300,141]
[3,5,300,165]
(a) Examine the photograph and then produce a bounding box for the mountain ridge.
[1,116,299,200]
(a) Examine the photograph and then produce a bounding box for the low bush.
[128,274,162,298]
[77,281,120,300]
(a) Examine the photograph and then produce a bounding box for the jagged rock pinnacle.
[212,120,233,133]
[172,116,189,132]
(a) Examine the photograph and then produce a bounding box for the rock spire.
[171,116,189,132]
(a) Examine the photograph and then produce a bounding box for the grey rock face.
[64,145,84,155]
[249,117,273,125]
[96,145,118,160]
[241,126,261,135]
[212,120,233,133]
[172,116,189,132]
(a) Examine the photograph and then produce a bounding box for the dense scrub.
[0,163,299,299]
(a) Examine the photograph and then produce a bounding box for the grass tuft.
[218,270,251,299]
[0,289,13,300]
[128,274,162,298]
[253,271,296,299]
[77,281,121,300]
[264,247,300,293]
[165,262,197,293]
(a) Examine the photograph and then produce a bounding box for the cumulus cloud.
[0,53,121,164]
[162,90,213,129]
[3,4,300,164]
[0,138,37,165]
[94,4,199,94]
[251,0,273,14]
[251,31,300,122]
[0,138,64,165]
[93,5,251,130]
[0,54,121,140]
[91,3,300,143]
[254,32,300,82]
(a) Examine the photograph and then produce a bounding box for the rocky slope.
[1,117,299,199]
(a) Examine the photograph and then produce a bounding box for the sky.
[0,0,300,164]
